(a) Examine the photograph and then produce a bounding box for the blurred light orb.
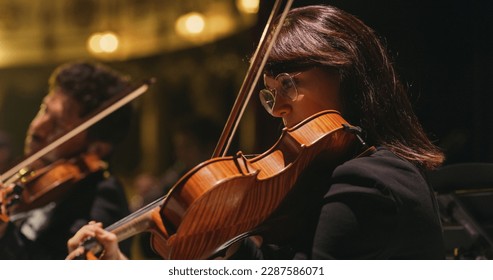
[236,0,259,14]
[175,12,206,37]
[87,32,119,54]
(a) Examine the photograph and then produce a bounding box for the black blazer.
[0,171,130,259]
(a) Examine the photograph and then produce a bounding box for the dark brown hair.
[49,61,133,146]
[265,5,444,170]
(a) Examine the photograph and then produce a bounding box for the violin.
[76,110,369,260]
[0,154,106,222]
[154,110,368,259]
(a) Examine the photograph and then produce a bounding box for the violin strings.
[105,194,167,232]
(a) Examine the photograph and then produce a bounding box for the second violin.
[0,153,107,219]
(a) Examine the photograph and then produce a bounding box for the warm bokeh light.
[99,32,119,52]
[87,32,119,54]
[236,0,259,14]
[175,12,206,37]
[88,33,103,53]
[0,0,258,68]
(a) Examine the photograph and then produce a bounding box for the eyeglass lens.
[259,73,298,114]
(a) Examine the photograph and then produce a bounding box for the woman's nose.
[270,94,291,118]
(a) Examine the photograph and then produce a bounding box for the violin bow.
[212,0,294,158]
[0,79,154,185]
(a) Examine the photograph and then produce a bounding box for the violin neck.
[80,200,165,259]
[106,204,162,242]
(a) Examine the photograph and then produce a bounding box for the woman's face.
[263,67,342,128]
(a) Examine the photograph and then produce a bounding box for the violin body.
[0,153,106,220]
[151,110,363,259]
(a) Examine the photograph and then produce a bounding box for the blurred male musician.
[0,61,132,259]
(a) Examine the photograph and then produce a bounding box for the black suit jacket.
[0,171,130,259]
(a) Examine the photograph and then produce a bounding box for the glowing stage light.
[87,32,119,54]
[175,12,206,37]
[236,0,259,14]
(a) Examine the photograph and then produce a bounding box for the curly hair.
[49,61,133,146]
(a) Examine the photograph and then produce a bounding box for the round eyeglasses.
[259,72,301,115]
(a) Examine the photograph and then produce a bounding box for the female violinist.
[67,4,445,260]
[0,61,133,259]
